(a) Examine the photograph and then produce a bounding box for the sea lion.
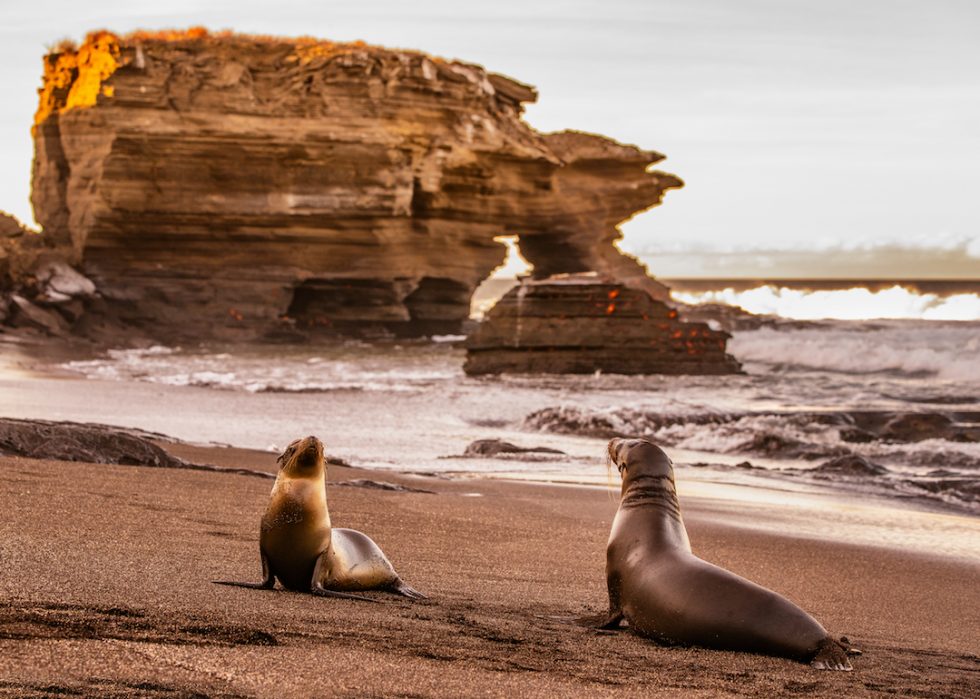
[213,435,426,600]
[557,438,853,670]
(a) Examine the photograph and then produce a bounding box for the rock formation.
[29,29,682,341]
[0,211,92,335]
[463,275,742,375]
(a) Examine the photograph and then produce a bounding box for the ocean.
[34,301,979,520]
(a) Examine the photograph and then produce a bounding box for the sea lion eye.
[277,444,296,465]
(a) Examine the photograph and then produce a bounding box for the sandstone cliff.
[31,29,682,341]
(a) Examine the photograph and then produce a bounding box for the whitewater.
[14,314,968,519]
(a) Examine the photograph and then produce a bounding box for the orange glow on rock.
[33,30,120,134]
[606,303,615,314]
[32,28,388,135]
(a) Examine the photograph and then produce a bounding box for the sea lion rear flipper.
[212,553,276,589]
[810,637,853,671]
[392,580,428,600]
[541,610,625,630]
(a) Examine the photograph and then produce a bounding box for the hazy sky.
[2,0,978,277]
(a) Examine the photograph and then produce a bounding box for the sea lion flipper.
[310,584,381,603]
[310,549,380,602]
[541,611,625,629]
[310,583,381,604]
[810,638,853,671]
[212,554,276,589]
[212,580,273,589]
[392,580,428,600]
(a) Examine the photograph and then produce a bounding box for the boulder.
[463,275,742,375]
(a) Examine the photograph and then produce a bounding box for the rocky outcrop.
[0,211,94,335]
[30,29,681,342]
[463,275,742,375]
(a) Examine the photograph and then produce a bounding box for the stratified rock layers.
[31,32,682,341]
[463,276,742,375]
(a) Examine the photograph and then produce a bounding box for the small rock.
[8,295,71,336]
[34,254,97,302]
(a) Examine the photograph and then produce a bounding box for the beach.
[2,442,979,698]
[2,334,980,697]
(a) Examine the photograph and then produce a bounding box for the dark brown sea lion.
[558,438,853,670]
[213,435,425,600]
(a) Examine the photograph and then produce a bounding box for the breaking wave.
[62,342,460,392]
[729,323,980,381]
[673,286,980,321]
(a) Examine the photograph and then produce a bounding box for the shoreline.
[1,441,978,697]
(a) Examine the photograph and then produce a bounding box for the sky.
[1,0,978,278]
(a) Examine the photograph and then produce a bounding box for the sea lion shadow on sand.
[213,435,426,602]
[545,438,859,671]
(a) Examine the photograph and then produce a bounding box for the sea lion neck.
[620,473,682,517]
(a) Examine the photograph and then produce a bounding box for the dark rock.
[462,439,565,457]
[840,428,878,443]
[7,295,71,336]
[0,418,191,467]
[331,479,435,494]
[813,455,889,476]
[880,413,955,442]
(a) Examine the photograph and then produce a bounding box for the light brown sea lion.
[556,438,854,670]
[213,435,426,600]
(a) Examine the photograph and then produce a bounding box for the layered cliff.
[31,29,682,341]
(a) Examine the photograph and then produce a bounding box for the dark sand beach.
[2,438,979,698]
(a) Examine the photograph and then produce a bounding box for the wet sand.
[2,442,979,698]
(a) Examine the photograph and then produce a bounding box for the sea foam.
[674,286,980,321]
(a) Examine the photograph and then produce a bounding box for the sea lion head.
[276,435,325,477]
[607,438,674,483]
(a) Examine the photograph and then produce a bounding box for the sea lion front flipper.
[212,553,277,589]
[810,637,854,671]
[541,610,625,630]
[392,579,428,600]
